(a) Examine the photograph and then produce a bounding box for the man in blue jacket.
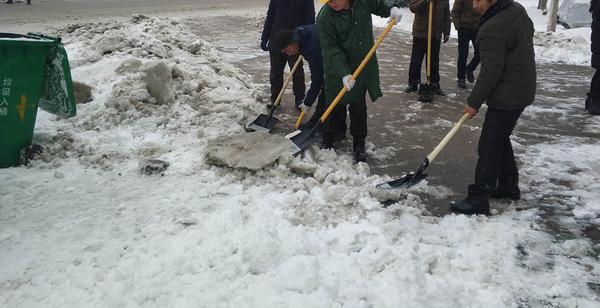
[261,0,315,111]
[272,24,327,130]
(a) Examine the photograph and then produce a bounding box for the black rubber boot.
[322,134,334,150]
[457,79,467,89]
[353,137,367,163]
[450,185,490,215]
[404,83,419,93]
[430,83,447,96]
[586,92,600,115]
[491,174,521,200]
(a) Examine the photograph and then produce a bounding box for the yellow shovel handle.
[294,111,306,129]
[273,55,304,108]
[319,19,396,123]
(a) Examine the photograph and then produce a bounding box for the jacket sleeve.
[317,16,351,80]
[467,31,506,109]
[304,0,316,24]
[409,0,429,13]
[444,1,451,36]
[365,0,397,17]
[304,57,324,106]
[261,1,275,42]
[451,0,463,30]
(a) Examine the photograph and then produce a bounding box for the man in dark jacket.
[318,0,403,162]
[587,0,600,115]
[451,0,481,89]
[272,24,326,129]
[450,0,536,215]
[261,0,315,110]
[405,0,451,95]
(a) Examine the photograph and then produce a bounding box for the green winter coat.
[409,0,451,39]
[316,0,396,105]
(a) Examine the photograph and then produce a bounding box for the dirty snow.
[0,6,599,308]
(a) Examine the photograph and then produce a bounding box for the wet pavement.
[186,14,599,243]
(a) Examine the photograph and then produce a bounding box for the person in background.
[451,0,481,89]
[317,0,403,163]
[450,0,536,215]
[404,0,451,95]
[260,0,315,111]
[272,24,326,130]
[586,0,600,115]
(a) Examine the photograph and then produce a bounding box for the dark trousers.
[323,87,367,138]
[472,107,524,195]
[587,68,600,114]
[269,51,305,103]
[457,29,480,80]
[408,37,441,85]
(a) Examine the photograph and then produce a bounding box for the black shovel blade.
[288,127,316,156]
[418,84,434,102]
[245,114,280,132]
[376,172,429,189]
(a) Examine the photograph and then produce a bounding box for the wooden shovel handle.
[273,55,304,108]
[426,113,469,163]
[294,111,306,129]
[319,19,396,123]
[427,0,433,84]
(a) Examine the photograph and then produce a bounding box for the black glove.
[443,34,449,43]
[260,40,269,51]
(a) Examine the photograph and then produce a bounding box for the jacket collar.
[479,0,514,27]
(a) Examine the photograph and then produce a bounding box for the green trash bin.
[0,33,76,168]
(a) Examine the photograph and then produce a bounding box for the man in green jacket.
[318,0,402,162]
[405,0,451,95]
[451,0,481,89]
[450,0,536,215]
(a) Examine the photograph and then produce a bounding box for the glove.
[443,34,449,43]
[342,74,355,91]
[260,40,269,51]
[299,103,311,114]
[388,6,403,25]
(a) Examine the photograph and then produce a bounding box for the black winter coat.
[591,0,600,67]
[261,0,315,51]
[293,24,324,107]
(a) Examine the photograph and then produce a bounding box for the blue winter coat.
[261,0,315,51]
[293,24,323,106]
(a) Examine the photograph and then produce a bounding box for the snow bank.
[1,14,599,308]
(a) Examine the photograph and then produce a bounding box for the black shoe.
[404,83,419,93]
[586,92,600,115]
[449,185,490,215]
[430,83,446,96]
[491,174,521,200]
[466,71,475,83]
[321,134,334,149]
[352,137,367,163]
[457,79,467,89]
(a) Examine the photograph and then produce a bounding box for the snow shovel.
[245,55,304,132]
[286,19,397,155]
[376,113,469,189]
[418,0,434,103]
[294,110,306,130]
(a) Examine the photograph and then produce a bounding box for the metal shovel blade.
[418,84,434,102]
[245,114,280,132]
[376,172,429,189]
[288,127,316,156]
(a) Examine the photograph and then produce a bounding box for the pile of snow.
[1,14,599,307]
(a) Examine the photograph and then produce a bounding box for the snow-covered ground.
[1,1,599,307]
